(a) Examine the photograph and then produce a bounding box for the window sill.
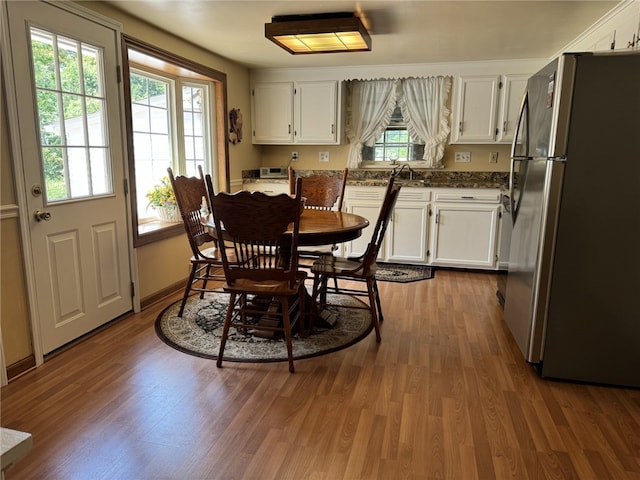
[134,219,184,247]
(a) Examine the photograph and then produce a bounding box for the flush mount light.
[265,12,372,54]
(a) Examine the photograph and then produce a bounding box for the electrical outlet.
[319,151,330,162]
[454,151,471,163]
[489,151,498,163]
[291,151,298,161]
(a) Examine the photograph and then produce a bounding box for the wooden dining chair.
[289,167,348,211]
[168,166,230,317]
[310,176,401,342]
[209,178,307,373]
[289,167,348,262]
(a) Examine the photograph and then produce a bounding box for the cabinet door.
[344,201,381,258]
[294,81,338,144]
[251,82,293,144]
[431,204,500,268]
[244,182,290,195]
[612,8,640,50]
[452,75,500,143]
[385,203,428,263]
[496,75,528,143]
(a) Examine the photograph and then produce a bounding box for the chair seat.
[193,246,221,261]
[311,255,377,279]
[223,272,307,296]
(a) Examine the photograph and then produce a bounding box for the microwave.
[260,167,288,178]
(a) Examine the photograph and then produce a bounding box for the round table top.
[203,209,369,247]
[297,209,369,246]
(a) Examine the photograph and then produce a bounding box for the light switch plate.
[455,152,471,163]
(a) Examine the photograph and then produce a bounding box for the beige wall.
[0,1,261,368]
[1,81,33,365]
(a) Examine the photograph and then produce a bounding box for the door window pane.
[30,27,113,202]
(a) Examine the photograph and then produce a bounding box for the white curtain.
[345,79,398,168]
[399,76,452,168]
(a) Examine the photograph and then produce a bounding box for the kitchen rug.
[375,263,435,283]
[155,292,373,362]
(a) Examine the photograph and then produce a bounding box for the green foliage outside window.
[31,33,101,193]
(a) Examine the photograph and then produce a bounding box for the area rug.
[375,263,435,283]
[155,292,373,362]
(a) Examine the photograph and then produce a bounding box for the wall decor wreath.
[228,108,243,144]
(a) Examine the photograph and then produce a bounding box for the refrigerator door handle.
[509,91,530,225]
[510,92,529,159]
[509,157,524,225]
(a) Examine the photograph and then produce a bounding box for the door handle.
[34,209,52,222]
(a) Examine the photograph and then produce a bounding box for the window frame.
[121,35,230,247]
[359,104,427,169]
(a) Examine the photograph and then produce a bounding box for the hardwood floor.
[2,270,639,479]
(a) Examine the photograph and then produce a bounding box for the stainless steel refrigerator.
[503,51,640,388]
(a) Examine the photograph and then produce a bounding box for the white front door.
[4,1,133,354]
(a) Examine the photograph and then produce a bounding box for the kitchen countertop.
[242,169,509,189]
[1,428,33,473]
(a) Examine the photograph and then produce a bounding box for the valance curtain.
[345,79,398,169]
[346,76,452,169]
[399,76,452,168]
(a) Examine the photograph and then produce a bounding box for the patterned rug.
[375,263,435,283]
[155,292,373,362]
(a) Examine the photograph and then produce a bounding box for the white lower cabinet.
[249,182,503,269]
[344,187,430,263]
[243,181,289,195]
[385,190,429,263]
[430,189,501,269]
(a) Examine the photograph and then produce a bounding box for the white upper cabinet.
[563,1,640,52]
[452,75,500,143]
[496,74,528,143]
[294,81,338,144]
[251,80,340,145]
[451,74,528,144]
[251,82,294,144]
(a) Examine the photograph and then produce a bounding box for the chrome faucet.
[392,163,415,180]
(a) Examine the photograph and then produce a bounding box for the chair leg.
[366,277,382,342]
[297,284,306,336]
[280,296,295,373]
[200,264,212,299]
[373,278,384,323]
[178,263,198,317]
[217,292,236,368]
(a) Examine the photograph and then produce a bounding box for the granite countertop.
[243,169,509,189]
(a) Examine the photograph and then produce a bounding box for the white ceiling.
[105,1,620,69]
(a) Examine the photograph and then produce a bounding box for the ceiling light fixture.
[265,12,372,55]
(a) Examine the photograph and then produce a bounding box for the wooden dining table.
[202,209,370,250]
[201,208,370,332]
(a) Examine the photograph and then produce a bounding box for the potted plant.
[146,176,181,223]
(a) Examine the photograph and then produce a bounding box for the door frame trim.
[1,0,140,369]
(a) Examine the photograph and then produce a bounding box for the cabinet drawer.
[347,186,430,202]
[433,191,500,203]
[399,189,430,202]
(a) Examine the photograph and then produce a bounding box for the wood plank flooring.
[2,269,639,479]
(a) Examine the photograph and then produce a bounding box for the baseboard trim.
[141,280,185,310]
[7,355,36,381]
